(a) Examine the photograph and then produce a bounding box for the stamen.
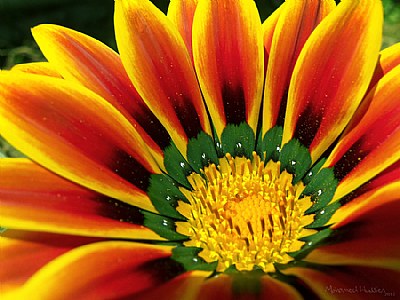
[176,154,314,272]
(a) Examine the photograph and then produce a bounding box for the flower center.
[176,152,314,272]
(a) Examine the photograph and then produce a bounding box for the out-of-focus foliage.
[383,0,400,48]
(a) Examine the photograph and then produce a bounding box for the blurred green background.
[0,0,399,156]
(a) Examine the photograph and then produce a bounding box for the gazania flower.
[1,0,399,298]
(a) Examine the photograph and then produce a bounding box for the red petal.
[262,4,283,73]
[0,159,163,240]
[260,276,302,299]
[369,42,400,90]
[32,24,168,160]
[282,0,383,162]
[0,72,158,212]
[0,230,99,297]
[326,65,400,201]
[114,0,211,156]
[306,190,400,270]
[11,62,62,77]
[263,0,335,131]
[19,242,176,299]
[167,0,198,59]
[192,0,264,135]
[131,271,215,300]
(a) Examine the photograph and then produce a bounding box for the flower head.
[1,0,400,298]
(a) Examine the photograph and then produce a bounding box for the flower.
[1,0,399,298]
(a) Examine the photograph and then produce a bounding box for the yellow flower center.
[176,152,315,272]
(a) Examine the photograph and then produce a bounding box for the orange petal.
[0,230,100,298]
[114,0,211,156]
[325,65,400,201]
[192,0,264,136]
[262,4,284,73]
[260,276,303,299]
[282,0,383,162]
[0,72,159,212]
[284,266,400,300]
[263,0,335,131]
[32,25,170,165]
[331,160,400,224]
[305,187,400,270]
[11,62,62,78]
[167,0,198,59]
[32,24,168,165]
[369,42,400,90]
[17,242,175,299]
[0,159,163,240]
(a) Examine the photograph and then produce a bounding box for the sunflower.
[1,0,399,298]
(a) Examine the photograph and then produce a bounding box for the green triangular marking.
[142,211,187,241]
[221,122,256,159]
[171,246,218,271]
[187,132,219,173]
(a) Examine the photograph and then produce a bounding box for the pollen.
[176,152,315,273]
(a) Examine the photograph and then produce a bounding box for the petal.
[131,271,214,300]
[369,42,400,90]
[260,276,303,299]
[282,0,383,162]
[11,62,62,77]
[0,159,163,240]
[0,72,159,212]
[284,266,400,300]
[167,0,198,59]
[263,0,335,131]
[305,188,400,270]
[262,4,283,73]
[32,24,168,162]
[331,161,400,224]
[192,0,264,136]
[0,230,100,297]
[114,0,211,156]
[325,65,400,201]
[18,242,178,299]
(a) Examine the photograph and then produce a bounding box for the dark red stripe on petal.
[222,84,247,126]
[333,137,375,182]
[111,150,151,191]
[98,197,144,225]
[134,106,172,149]
[137,257,185,282]
[172,95,204,139]
[293,104,323,148]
